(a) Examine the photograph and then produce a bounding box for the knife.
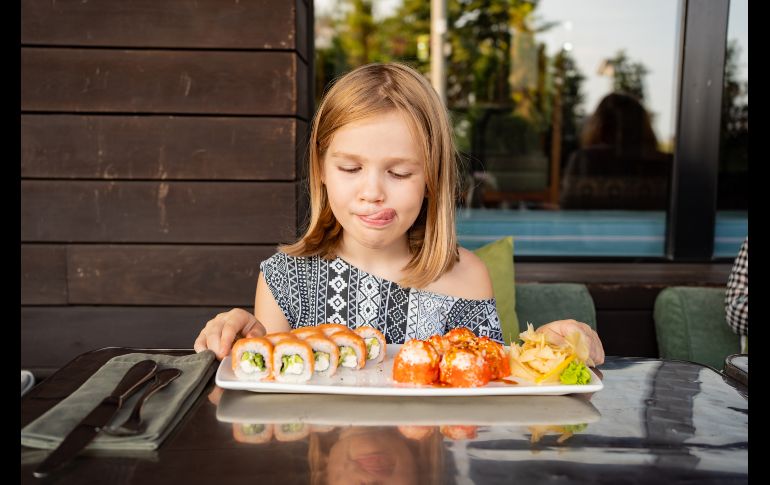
[33,359,159,478]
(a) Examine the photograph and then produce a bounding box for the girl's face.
[323,110,426,254]
[326,427,418,485]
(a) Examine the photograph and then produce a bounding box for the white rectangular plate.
[215,344,603,396]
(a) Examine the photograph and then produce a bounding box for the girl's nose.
[358,172,385,202]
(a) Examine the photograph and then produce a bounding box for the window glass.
[715,0,748,258]
[315,0,682,257]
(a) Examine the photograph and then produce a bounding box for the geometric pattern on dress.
[259,252,504,343]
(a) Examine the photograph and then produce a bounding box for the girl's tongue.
[363,209,396,221]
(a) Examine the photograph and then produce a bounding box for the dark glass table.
[21,348,748,484]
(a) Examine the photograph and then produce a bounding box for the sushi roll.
[303,334,341,377]
[316,323,351,337]
[232,422,273,444]
[443,327,478,346]
[291,326,324,340]
[353,325,387,364]
[274,422,310,442]
[272,339,315,383]
[471,336,510,380]
[392,339,440,385]
[427,334,451,357]
[265,332,296,346]
[439,346,491,387]
[328,330,367,370]
[231,337,273,381]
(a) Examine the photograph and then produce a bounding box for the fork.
[104,368,182,436]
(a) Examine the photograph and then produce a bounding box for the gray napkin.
[21,351,216,451]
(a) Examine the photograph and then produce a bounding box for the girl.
[194,62,605,365]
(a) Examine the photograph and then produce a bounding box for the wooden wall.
[21,0,313,377]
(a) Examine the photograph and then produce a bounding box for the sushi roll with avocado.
[272,339,315,383]
[354,325,387,364]
[231,337,273,381]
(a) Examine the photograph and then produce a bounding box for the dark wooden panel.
[21,0,297,50]
[21,115,297,180]
[21,49,299,115]
[588,285,665,310]
[295,0,309,63]
[516,262,731,285]
[21,181,296,243]
[21,245,68,304]
[296,53,310,121]
[597,310,659,358]
[67,245,274,305]
[21,306,238,372]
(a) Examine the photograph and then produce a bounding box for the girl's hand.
[193,308,266,360]
[536,319,605,366]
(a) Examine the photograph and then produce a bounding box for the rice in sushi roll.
[274,422,310,442]
[353,325,387,364]
[232,423,273,444]
[231,337,273,381]
[328,330,367,370]
[272,339,315,383]
[303,334,340,377]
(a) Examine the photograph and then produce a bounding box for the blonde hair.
[281,62,459,288]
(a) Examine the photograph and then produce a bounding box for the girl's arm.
[194,272,290,360]
[254,272,292,334]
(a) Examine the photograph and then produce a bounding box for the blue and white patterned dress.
[260,252,504,344]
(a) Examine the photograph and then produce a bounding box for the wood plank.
[588,285,665,310]
[22,49,300,115]
[21,306,238,372]
[21,245,68,304]
[597,310,659,358]
[21,115,298,180]
[21,0,297,50]
[21,181,296,243]
[516,262,732,285]
[66,245,275,305]
[295,0,309,63]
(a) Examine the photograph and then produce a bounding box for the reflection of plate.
[215,344,603,396]
[215,392,601,426]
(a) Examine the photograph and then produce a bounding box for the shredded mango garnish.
[509,323,591,384]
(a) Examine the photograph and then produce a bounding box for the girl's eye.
[390,171,412,179]
[338,167,360,173]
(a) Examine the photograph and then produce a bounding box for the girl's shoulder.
[422,247,493,300]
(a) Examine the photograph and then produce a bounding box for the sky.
[314,0,748,147]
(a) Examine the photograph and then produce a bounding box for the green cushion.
[653,287,741,370]
[473,237,519,344]
[515,283,597,333]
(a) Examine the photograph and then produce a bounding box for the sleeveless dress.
[260,252,504,344]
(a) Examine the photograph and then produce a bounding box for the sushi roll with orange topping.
[392,339,440,385]
[274,422,310,442]
[231,337,273,381]
[444,327,478,346]
[353,325,387,364]
[316,323,351,337]
[265,332,297,346]
[304,334,341,377]
[440,425,478,440]
[439,346,491,387]
[328,330,367,370]
[427,334,451,356]
[291,326,324,340]
[232,423,273,444]
[272,339,315,383]
[470,336,511,380]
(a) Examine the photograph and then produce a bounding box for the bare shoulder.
[424,247,494,300]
